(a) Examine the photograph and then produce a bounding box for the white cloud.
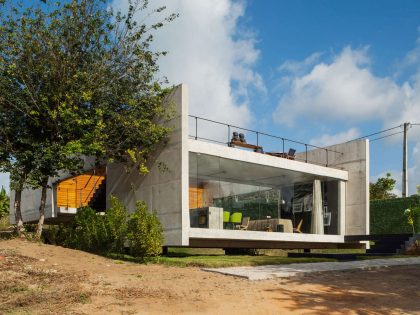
[309,127,360,147]
[278,51,324,75]
[111,0,265,142]
[276,44,420,195]
[409,141,420,195]
[4,1,264,194]
[273,46,404,127]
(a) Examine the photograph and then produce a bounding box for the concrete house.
[10,84,369,249]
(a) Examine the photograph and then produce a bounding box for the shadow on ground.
[265,265,420,314]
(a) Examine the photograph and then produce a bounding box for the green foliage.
[370,173,397,200]
[370,196,420,234]
[106,196,128,253]
[0,216,11,231]
[0,0,175,234]
[127,201,163,258]
[224,248,261,256]
[108,253,336,268]
[404,207,420,235]
[0,187,9,219]
[71,207,109,252]
[49,197,163,258]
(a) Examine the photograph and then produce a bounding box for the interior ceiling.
[189,152,334,187]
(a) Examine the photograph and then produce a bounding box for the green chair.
[230,212,243,229]
[223,211,230,229]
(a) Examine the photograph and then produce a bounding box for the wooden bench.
[229,140,263,152]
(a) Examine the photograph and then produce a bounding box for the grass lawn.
[157,255,336,268]
[107,252,336,268]
[107,247,412,268]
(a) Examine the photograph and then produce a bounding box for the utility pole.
[402,122,410,197]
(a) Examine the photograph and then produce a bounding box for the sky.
[2,0,420,195]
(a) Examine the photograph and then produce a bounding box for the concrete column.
[338,180,346,235]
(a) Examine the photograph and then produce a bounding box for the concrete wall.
[9,182,54,224]
[106,84,189,246]
[9,158,98,224]
[296,140,369,235]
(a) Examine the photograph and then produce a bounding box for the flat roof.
[188,139,348,181]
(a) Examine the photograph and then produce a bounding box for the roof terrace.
[188,115,343,168]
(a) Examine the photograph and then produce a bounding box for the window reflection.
[189,152,339,235]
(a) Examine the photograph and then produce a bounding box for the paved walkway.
[203,257,420,280]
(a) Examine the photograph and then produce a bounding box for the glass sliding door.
[188,152,340,235]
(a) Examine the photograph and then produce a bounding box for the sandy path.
[1,238,419,314]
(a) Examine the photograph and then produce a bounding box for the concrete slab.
[202,257,420,280]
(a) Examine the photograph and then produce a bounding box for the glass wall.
[189,152,340,235]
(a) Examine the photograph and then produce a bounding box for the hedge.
[370,195,420,234]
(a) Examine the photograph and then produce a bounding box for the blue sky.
[242,0,420,194]
[2,0,420,195]
[112,0,420,196]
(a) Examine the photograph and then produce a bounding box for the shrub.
[127,201,163,258]
[0,216,10,230]
[106,196,128,253]
[0,187,9,220]
[45,197,164,259]
[71,207,110,252]
[404,207,420,235]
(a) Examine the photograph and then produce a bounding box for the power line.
[370,130,405,142]
[350,124,403,142]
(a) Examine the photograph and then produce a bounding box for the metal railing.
[188,115,343,167]
[83,172,104,205]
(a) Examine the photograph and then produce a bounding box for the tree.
[0,186,9,219]
[370,173,397,200]
[0,0,176,238]
[0,92,39,235]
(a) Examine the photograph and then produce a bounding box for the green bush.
[47,197,164,258]
[72,207,110,252]
[404,207,420,235]
[0,216,10,230]
[106,196,128,253]
[127,201,163,258]
[41,224,74,245]
[0,187,9,219]
[370,196,420,234]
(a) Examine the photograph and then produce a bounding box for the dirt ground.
[1,239,419,315]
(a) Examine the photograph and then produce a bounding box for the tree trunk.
[35,179,48,239]
[14,189,24,236]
